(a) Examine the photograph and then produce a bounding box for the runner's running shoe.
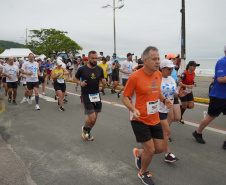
[82,126,94,141]
[63,99,68,103]
[222,141,226,149]
[138,170,154,185]
[8,98,11,103]
[80,96,83,104]
[28,98,32,104]
[59,106,65,111]
[192,131,206,144]
[12,100,17,105]
[117,92,121,98]
[165,153,178,163]
[178,118,184,124]
[133,148,141,170]
[20,97,27,104]
[35,104,40,110]
[55,95,58,100]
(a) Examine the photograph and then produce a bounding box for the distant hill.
[0,40,24,49]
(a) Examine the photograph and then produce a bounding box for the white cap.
[160,59,175,69]
[57,60,63,66]
[57,57,62,61]
[224,45,226,52]
[98,55,102,58]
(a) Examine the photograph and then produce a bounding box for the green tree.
[28,28,83,57]
[0,46,5,54]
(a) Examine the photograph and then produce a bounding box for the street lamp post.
[102,0,124,54]
[181,0,186,71]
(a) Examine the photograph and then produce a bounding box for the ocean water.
[119,58,220,77]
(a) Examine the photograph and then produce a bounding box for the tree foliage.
[0,46,5,54]
[28,28,83,57]
[0,40,24,49]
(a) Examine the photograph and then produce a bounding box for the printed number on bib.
[185,87,192,93]
[147,100,159,115]
[57,79,64,83]
[89,93,100,102]
[9,70,14,75]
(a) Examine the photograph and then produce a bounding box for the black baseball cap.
[188,61,200,67]
[127,53,134,57]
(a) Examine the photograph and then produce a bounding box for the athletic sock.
[35,96,39,104]
[29,96,31,99]
[181,108,186,117]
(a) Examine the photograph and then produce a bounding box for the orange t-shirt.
[123,68,162,126]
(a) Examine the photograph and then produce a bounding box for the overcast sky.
[0,0,226,59]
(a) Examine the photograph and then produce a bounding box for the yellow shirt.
[98,62,108,78]
[54,67,64,79]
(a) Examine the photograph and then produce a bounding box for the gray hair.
[142,46,158,60]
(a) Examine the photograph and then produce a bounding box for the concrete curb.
[65,79,210,104]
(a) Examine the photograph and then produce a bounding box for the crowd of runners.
[0,45,226,185]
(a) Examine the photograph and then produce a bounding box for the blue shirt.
[77,65,84,81]
[46,63,52,71]
[170,68,178,83]
[209,56,226,99]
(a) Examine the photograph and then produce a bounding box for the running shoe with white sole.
[133,148,141,170]
[165,153,178,163]
[28,98,32,104]
[20,97,27,104]
[8,98,11,103]
[82,126,94,141]
[42,92,46,96]
[138,170,154,185]
[59,106,65,111]
[178,118,184,124]
[12,100,17,105]
[35,104,40,110]
[203,111,207,118]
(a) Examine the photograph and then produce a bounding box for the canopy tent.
[35,54,46,60]
[0,48,33,58]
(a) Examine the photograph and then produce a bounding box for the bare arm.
[217,76,226,83]
[122,94,140,120]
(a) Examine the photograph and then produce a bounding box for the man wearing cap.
[21,53,41,110]
[193,45,226,149]
[117,53,134,98]
[178,61,200,124]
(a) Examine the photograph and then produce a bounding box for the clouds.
[0,0,225,59]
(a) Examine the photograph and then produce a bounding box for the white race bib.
[9,70,14,75]
[31,72,37,77]
[57,78,65,83]
[40,72,44,76]
[185,87,192,93]
[89,93,100,102]
[147,100,159,115]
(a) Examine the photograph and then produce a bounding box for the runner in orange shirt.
[122,46,173,185]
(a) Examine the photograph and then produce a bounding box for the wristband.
[163,98,167,105]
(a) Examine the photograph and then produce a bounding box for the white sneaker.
[42,92,46,96]
[203,111,207,118]
[35,104,40,110]
[20,97,27,104]
[28,98,32,104]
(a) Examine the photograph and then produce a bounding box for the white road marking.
[44,86,225,135]
[31,94,57,103]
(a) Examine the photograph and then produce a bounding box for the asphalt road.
[0,82,225,185]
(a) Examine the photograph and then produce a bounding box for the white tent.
[35,54,46,60]
[0,48,33,58]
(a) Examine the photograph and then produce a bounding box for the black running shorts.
[180,92,194,102]
[131,121,163,143]
[27,82,39,90]
[122,78,128,86]
[208,96,226,117]
[82,94,102,115]
[159,112,168,120]
[38,76,45,84]
[173,97,179,104]
[7,82,18,89]
[112,75,119,82]
[54,82,66,92]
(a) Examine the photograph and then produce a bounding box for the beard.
[90,61,97,66]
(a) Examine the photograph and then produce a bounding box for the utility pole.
[181,0,186,71]
[113,0,116,54]
[25,28,28,46]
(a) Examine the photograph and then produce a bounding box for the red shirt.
[179,70,195,93]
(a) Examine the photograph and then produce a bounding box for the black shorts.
[208,96,226,117]
[122,78,128,86]
[2,77,6,83]
[38,76,45,84]
[54,82,66,92]
[27,82,39,90]
[173,97,179,104]
[112,75,119,82]
[131,121,164,143]
[7,82,18,89]
[180,93,194,102]
[159,112,168,120]
[0,76,2,80]
[82,94,102,115]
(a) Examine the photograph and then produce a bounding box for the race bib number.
[89,93,100,102]
[49,67,52,70]
[57,79,65,83]
[147,100,159,115]
[185,87,192,93]
[31,72,38,77]
[9,70,14,75]
[40,72,44,76]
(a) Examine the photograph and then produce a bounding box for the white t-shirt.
[14,61,20,67]
[67,62,74,69]
[159,76,177,113]
[21,61,39,82]
[121,60,133,79]
[107,61,112,74]
[2,64,19,82]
